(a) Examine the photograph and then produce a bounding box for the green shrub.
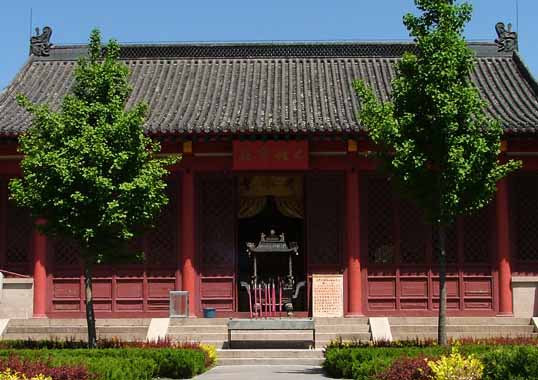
[324,347,442,380]
[323,345,495,380]
[428,345,483,380]
[0,348,207,380]
[482,346,538,380]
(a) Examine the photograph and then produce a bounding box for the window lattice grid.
[463,206,491,264]
[307,175,342,266]
[399,199,427,265]
[6,199,33,265]
[432,224,458,265]
[367,177,395,265]
[199,176,236,269]
[514,175,538,262]
[145,179,179,266]
[53,238,80,267]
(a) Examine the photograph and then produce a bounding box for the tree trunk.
[437,223,448,346]
[84,264,97,348]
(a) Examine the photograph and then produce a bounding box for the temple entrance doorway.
[237,175,307,314]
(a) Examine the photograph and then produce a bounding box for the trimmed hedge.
[0,356,93,380]
[324,345,538,380]
[324,347,450,379]
[376,356,432,380]
[0,348,207,380]
[323,345,503,380]
[482,346,538,380]
[0,338,203,350]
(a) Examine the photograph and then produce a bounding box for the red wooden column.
[181,170,197,317]
[496,178,512,316]
[346,166,363,316]
[32,219,47,318]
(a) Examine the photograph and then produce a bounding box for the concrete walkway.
[192,365,332,379]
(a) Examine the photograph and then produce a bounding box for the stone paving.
[192,365,333,379]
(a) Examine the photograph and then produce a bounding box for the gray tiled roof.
[1,41,537,137]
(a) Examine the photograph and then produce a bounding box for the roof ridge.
[49,39,499,47]
[34,40,506,62]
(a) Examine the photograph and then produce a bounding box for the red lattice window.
[145,178,179,267]
[53,238,80,267]
[198,175,236,271]
[1,179,33,275]
[400,199,427,265]
[366,177,395,265]
[6,199,32,265]
[463,206,491,264]
[513,174,538,263]
[306,174,343,267]
[432,224,458,264]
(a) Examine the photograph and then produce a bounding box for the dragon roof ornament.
[495,22,518,53]
[30,26,53,57]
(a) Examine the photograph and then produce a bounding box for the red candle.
[279,283,283,315]
[248,285,253,319]
[271,283,276,316]
[253,285,258,318]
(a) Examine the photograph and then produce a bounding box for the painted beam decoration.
[233,140,309,171]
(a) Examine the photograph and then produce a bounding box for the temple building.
[1,25,538,320]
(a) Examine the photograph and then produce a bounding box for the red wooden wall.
[361,175,496,316]
[48,176,180,317]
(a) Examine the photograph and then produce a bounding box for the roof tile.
[1,42,537,137]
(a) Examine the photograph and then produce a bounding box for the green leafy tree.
[354,0,520,345]
[10,29,178,348]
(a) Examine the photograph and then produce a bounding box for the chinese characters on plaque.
[312,274,344,318]
[233,140,309,170]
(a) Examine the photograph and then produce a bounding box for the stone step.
[393,332,538,341]
[217,349,324,359]
[1,333,89,341]
[217,357,324,366]
[315,325,370,333]
[391,325,534,334]
[6,326,148,334]
[389,317,532,326]
[169,331,369,341]
[168,326,228,334]
[170,324,369,333]
[314,317,369,325]
[1,332,148,341]
[169,318,229,326]
[216,348,323,365]
[170,332,313,340]
[168,339,353,349]
[7,319,151,327]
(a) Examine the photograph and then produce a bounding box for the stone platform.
[1,316,536,353]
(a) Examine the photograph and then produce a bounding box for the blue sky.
[2,0,536,90]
